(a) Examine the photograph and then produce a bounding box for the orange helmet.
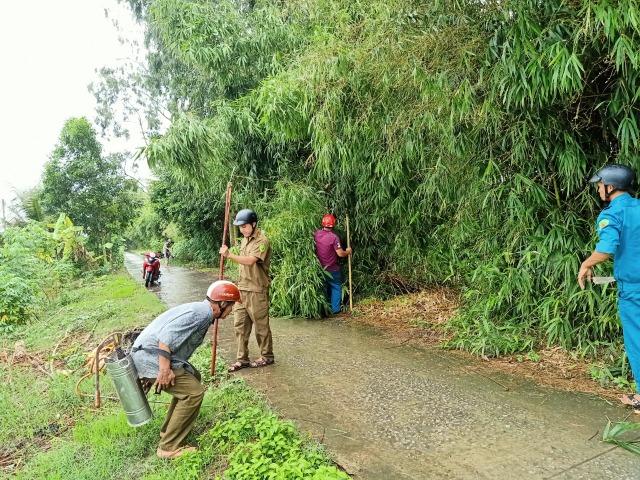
[322,214,336,228]
[206,280,242,303]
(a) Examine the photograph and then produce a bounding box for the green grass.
[0,270,347,479]
[7,272,164,353]
[603,421,640,455]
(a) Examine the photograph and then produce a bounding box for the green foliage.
[0,222,78,324]
[211,409,347,480]
[125,193,166,250]
[41,117,142,253]
[154,399,348,480]
[603,420,640,456]
[148,0,306,101]
[262,182,330,318]
[6,186,46,225]
[0,275,37,324]
[145,172,227,265]
[443,0,640,355]
[589,344,635,390]
[144,112,232,184]
[49,213,91,263]
[102,0,640,370]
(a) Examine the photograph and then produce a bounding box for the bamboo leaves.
[617,115,640,154]
[120,0,640,362]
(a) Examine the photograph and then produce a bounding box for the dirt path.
[124,253,639,479]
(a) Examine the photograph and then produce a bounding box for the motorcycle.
[142,251,162,287]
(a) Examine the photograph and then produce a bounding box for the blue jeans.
[324,270,342,314]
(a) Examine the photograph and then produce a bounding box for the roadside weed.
[603,421,640,456]
[152,402,349,480]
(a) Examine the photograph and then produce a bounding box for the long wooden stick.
[346,215,353,312]
[211,182,232,377]
[218,182,233,280]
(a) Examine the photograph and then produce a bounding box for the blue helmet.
[233,209,258,226]
[589,164,636,191]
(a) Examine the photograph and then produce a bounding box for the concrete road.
[124,253,640,479]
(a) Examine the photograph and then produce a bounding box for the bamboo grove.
[103,0,640,361]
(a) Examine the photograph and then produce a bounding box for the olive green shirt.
[238,227,270,293]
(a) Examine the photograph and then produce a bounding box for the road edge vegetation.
[1,272,348,479]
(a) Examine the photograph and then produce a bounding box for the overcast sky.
[0,0,150,217]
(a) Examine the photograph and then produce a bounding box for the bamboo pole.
[211,182,232,377]
[346,215,353,313]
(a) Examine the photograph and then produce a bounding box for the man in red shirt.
[314,214,352,314]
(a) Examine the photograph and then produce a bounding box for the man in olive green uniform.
[132,280,242,459]
[220,208,274,371]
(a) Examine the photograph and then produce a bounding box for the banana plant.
[49,213,92,263]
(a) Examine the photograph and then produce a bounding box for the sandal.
[228,361,250,372]
[156,445,197,459]
[250,357,275,368]
[620,394,640,413]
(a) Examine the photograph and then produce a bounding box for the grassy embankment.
[0,272,347,479]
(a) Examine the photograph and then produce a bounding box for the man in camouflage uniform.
[220,208,274,371]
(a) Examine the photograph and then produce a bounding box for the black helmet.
[589,164,636,190]
[233,209,258,226]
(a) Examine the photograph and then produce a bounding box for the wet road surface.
[124,253,640,479]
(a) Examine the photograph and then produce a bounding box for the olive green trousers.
[234,290,273,363]
[143,368,205,452]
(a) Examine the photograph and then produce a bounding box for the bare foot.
[156,446,196,459]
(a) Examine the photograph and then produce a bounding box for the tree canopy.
[41,117,142,252]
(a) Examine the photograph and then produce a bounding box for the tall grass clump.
[261,181,331,318]
[445,0,640,355]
